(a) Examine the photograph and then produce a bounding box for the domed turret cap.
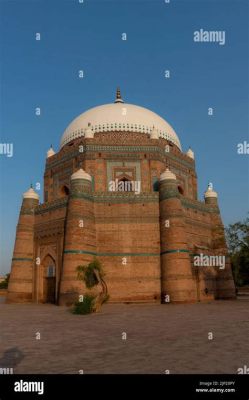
[23,186,39,200]
[71,168,92,182]
[160,167,177,182]
[186,147,194,159]
[47,145,56,158]
[204,182,218,198]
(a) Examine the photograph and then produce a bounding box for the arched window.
[152,177,159,192]
[47,265,55,277]
[178,185,184,195]
[60,185,70,197]
[118,177,133,192]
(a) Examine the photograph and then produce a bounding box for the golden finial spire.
[114,87,124,103]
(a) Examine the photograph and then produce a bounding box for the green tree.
[225,215,249,286]
[72,258,108,314]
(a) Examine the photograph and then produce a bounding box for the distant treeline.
[226,215,249,286]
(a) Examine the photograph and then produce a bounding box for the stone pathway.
[0,301,248,374]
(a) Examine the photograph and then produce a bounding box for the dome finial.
[114,87,124,103]
[208,182,213,191]
[204,181,218,199]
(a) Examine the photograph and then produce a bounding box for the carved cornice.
[182,198,220,214]
[45,139,195,171]
[35,198,68,215]
[70,192,94,201]
[93,192,159,203]
[34,189,220,215]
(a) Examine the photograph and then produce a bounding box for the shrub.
[75,258,108,315]
[0,274,10,289]
[71,294,96,315]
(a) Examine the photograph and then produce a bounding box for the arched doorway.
[43,255,56,303]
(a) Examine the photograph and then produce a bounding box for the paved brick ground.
[0,300,248,374]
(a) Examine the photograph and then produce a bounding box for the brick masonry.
[7,131,236,304]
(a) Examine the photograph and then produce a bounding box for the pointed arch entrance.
[42,255,56,303]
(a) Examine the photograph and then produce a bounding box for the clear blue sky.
[0,0,248,275]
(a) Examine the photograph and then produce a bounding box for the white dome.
[71,168,92,182]
[23,187,39,200]
[160,168,176,181]
[60,102,181,150]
